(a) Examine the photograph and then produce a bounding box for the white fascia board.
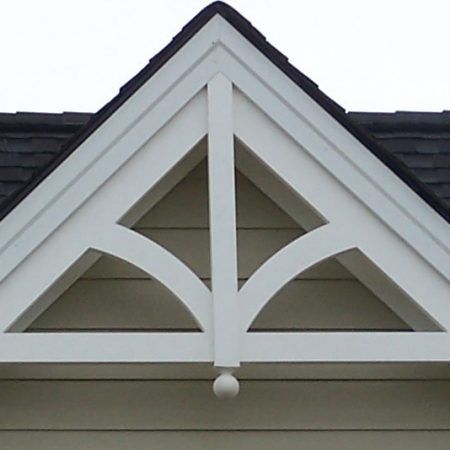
[1,332,449,364]
[243,332,450,363]
[207,74,240,367]
[240,224,355,330]
[212,19,449,278]
[0,91,209,332]
[0,16,224,284]
[233,91,450,331]
[0,333,213,363]
[0,14,447,284]
[0,13,447,368]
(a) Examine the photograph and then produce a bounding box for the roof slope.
[0,113,91,207]
[0,1,449,221]
[1,111,449,214]
[351,112,450,208]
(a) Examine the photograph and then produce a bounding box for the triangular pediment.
[0,3,449,391]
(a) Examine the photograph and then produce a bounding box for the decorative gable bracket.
[0,11,449,397]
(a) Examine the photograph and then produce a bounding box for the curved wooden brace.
[92,225,212,332]
[355,239,450,331]
[239,224,355,330]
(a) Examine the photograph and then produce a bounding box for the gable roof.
[1,110,450,218]
[0,1,448,222]
[0,112,91,209]
[0,3,448,371]
[352,112,450,209]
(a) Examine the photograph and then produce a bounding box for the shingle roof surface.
[0,113,91,208]
[0,2,449,222]
[0,110,449,216]
[350,112,450,208]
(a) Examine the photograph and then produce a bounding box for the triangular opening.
[26,253,200,332]
[20,139,210,334]
[249,249,440,332]
[235,139,325,282]
[235,169,304,279]
[124,140,210,282]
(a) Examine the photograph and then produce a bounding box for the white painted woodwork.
[29,278,201,331]
[234,139,442,331]
[240,224,355,329]
[233,90,450,332]
[6,331,449,363]
[28,279,408,332]
[137,228,302,279]
[235,141,325,230]
[26,164,408,333]
[213,31,450,268]
[134,162,300,229]
[339,250,441,331]
[82,250,352,280]
[0,13,447,369]
[243,333,450,362]
[1,16,447,282]
[207,74,240,368]
[0,91,208,333]
[120,138,207,228]
[0,10,449,447]
[92,225,212,332]
[250,279,409,331]
[0,334,212,363]
[3,109,445,360]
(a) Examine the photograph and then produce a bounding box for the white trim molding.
[207,74,240,368]
[0,14,448,391]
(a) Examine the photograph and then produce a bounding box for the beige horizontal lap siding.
[2,431,450,450]
[0,380,449,430]
[82,249,352,280]
[135,167,302,229]
[29,162,409,331]
[140,228,304,278]
[6,163,449,448]
[29,278,408,331]
[2,362,450,380]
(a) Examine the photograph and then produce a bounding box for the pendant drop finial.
[213,369,240,399]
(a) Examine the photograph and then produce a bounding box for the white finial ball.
[213,372,240,399]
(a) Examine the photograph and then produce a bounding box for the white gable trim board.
[0,12,449,396]
[0,18,448,283]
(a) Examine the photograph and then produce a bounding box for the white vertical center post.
[207,73,241,390]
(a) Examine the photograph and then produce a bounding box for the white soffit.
[0,12,448,376]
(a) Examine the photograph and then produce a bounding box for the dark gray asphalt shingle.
[0,112,91,212]
[0,3,447,221]
[0,110,449,217]
[349,111,450,207]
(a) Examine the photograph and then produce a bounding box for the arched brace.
[239,224,355,330]
[354,239,450,331]
[92,224,213,333]
[0,246,99,332]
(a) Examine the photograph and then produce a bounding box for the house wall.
[2,160,448,449]
[1,379,449,449]
[28,162,409,332]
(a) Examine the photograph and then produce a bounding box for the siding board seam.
[1,428,449,432]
